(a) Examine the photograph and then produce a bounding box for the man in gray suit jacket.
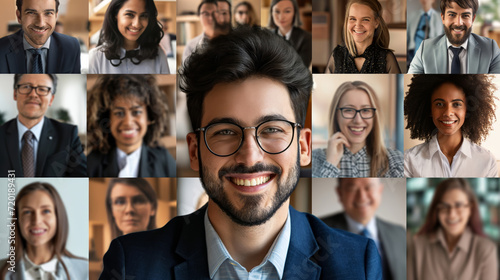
[408,0,500,73]
[321,178,406,280]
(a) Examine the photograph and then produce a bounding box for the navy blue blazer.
[0,118,87,177]
[100,205,382,279]
[87,145,176,177]
[0,30,81,73]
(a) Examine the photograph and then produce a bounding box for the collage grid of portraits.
[0,0,500,279]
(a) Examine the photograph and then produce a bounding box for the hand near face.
[326,131,350,167]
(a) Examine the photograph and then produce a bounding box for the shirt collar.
[429,134,472,159]
[17,117,44,142]
[23,34,51,50]
[24,253,58,274]
[277,28,292,40]
[204,209,291,279]
[116,146,142,170]
[343,145,367,158]
[433,227,472,254]
[446,37,468,51]
[345,214,378,240]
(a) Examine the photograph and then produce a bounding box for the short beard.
[444,23,471,46]
[198,145,301,227]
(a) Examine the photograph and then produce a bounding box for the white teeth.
[350,127,364,132]
[232,176,271,186]
[30,229,45,234]
[121,129,136,135]
[353,30,365,34]
[441,121,455,124]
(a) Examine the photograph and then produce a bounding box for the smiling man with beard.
[409,0,500,74]
[99,27,382,280]
[0,0,81,73]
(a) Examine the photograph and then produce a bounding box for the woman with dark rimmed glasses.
[407,179,498,280]
[89,0,170,74]
[312,81,403,177]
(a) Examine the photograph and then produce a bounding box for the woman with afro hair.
[404,74,498,177]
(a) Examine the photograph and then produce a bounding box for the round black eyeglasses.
[196,119,301,157]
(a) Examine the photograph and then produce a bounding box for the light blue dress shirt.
[23,36,50,73]
[204,209,291,280]
[345,214,380,251]
[17,117,44,172]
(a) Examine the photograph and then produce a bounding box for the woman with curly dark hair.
[404,74,498,177]
[89,0,170,74]
[87,75,175,177]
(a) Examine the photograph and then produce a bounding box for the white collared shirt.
[277,29,292,41]
[404,134,498,177]
[116,146,142,177]
[446,38,468,73]
[17,117,45,170]
[204,209,291,279]
[23,253,59,280]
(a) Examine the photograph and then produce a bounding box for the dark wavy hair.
[1,182,84,279]
[105,178,157,239]
[417,178,485,237]
[440,0,478,16]
[97,0,164,62]
[87,74,168,154]
[404,74,497,144]
[17,0,60,13]
[180,26,312,131]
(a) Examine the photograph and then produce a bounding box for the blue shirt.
[204,209,291,280]
[23,35,50,73]
[345,214,380,251]
[17,117,44,172]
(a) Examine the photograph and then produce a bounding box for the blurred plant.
[56,108,72,123]
[477,0,500,23]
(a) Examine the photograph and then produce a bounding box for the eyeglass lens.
[204,120,295,156]
[112,195,150,211]
[340,108,375,119]
[17,84,51,96]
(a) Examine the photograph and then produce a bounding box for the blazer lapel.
[434,36,448,73]
[376,219,397,279]
[46,34,59,73]
[173,205,211,280]
[283,207,321,279]
[36,118,54,176]
[6,30,26,73]
[6,120,23,176]
[102,148,120,176]
[467,35,480,74]
[138,145,151,177]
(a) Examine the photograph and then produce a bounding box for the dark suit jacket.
[0,118,87,177]
[87,145,176,177]
[0,30,81,73]
[322,212,406,280]
[99,205,382,280]
[276,27,312,67]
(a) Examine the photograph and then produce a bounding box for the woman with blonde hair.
[407,179,497,280]
[312,81,403,177]
[325,0,400,73]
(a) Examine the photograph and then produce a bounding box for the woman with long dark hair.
[1,182,87,279]
[407,179,497,280]
[89,0,170,74]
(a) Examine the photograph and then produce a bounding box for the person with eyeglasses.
[404,74,498,177]
[312,81,403,178]
[0,74,87,177]
[407,178,498,280]
[106,178,158,239]
[89,0,170,74]
[233,1,259,28]
[182,0,232,63]
[100,27,382,280]
[87,74,176,177]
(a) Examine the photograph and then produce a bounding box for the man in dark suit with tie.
[0,0,81,73]
[100,27,382,280]
[321,178,406,280]
[0,74,87,177]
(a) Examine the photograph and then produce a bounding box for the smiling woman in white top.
[0,182,88,280]
[404,74,498,177]
[89,0,170,74]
